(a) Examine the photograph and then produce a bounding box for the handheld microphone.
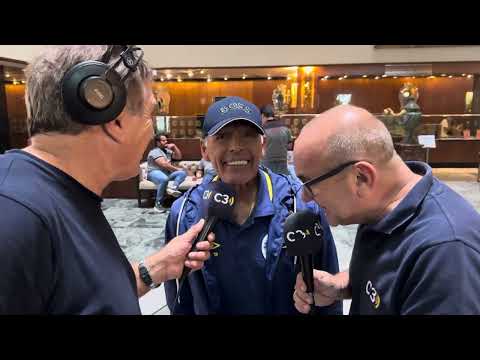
[284,210,324,309]
[173,181,236,309]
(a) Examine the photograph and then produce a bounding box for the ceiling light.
[242,74,247,79]
[188,71,194,78]
[166,73,172,79]
[441,74,447,77]
[467,74,473,78]
[382,74,387,78]
[5,73,10,78]
[160,76,164,81]
[462,73,467,76]
[362,75,367,78]
[267,75,272,80]
[303,66,314,75]
[177,76,182,82]
[200,70,205,74]
[448,75,453,78]
[224,76,228,81]
[374,76,380,80]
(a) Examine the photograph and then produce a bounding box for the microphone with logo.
[173,181,236,310]
[284,210,324,314]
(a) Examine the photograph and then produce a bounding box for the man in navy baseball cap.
[164,96,341,315]
[203,96,265,136]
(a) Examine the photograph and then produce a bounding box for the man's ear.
[200,139,210,161]
[261,136,266,158]
[354,161,376,197]
[101,114,127,144]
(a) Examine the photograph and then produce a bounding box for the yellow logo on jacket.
[366,280,381,309]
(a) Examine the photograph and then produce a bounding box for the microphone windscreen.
[284,210,324,256]
[201,181,236,221]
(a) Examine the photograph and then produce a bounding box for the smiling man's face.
[205,121,262,185]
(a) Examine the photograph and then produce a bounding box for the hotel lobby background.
[103,169,480,315]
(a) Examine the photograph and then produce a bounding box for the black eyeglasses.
[300,160,360,198]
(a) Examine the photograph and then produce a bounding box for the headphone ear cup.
[62,61,127,125]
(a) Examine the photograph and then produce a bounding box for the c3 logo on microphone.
[203,190,235,206]
[285,221,322,242]
[286,229,310,242]
[365,280,381,309]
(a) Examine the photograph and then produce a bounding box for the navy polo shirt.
[208,174,275,314]
[349,161,480,315]
[0,150,140,314]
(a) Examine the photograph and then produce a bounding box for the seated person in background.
[147,133,187,212]
[260,104,292,176]
[164,96,342,315]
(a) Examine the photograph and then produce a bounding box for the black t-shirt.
[0,150,140,314]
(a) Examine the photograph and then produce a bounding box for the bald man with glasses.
[293,104,480,315]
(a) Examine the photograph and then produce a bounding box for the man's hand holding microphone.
[293,270,350,314]
[284,209,351,314]
[135,219,214,297]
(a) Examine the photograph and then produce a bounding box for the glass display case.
[279,114,317,137]
[153,115,203,138]
[278,113,480,166]
[375,113,480,140]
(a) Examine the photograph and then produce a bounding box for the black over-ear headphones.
[61,45,144,125]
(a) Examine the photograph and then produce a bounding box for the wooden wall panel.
[153,80,266,116]
[252,80,284,109]
[5,84,28,149]
[315,77,473,114]
[0,66,9,153]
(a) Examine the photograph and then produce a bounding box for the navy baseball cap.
[203,96,265,136]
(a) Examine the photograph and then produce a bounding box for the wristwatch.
[138,260,160,289]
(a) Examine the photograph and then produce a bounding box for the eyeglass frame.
[299,160,362,197]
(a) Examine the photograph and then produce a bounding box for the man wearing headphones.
[164,96,342,315]
[0,45,213,314]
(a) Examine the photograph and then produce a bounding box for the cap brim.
[207,117,265,136]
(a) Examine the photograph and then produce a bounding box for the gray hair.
[24,45,152,137]
[324,123,395,166]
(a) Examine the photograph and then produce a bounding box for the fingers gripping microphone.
[284,210,324,295]
[173,181,236,311]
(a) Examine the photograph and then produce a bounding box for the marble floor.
[102,169,480,315]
